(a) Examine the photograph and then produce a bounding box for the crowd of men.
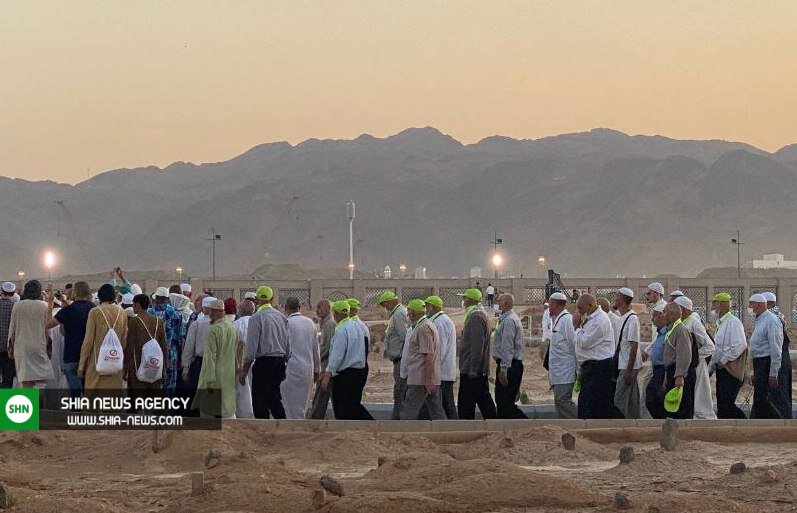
[0,273,792,420]
[541,283,793,420]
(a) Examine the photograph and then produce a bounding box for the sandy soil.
[2,424,796,513]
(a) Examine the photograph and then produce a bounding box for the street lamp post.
[17,271,25,289]
[399,263,407,278]
[347,200,355,280]
[492,253,503,294]
[730,231,743,278]
[206,228,222,281]
[176,267,183,281]
[43,250,56,285]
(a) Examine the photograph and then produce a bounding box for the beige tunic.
[79,303,128,398]
[9,299,54,383]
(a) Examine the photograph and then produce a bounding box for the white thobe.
[541,308,552,342]
[684,313,717,420]
[233,315,254,418]
[46,322,67,390]
[281,313,319,419]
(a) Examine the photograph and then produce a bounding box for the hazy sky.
[2,1,797,184]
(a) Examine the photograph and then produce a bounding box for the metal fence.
[326,290,349,302]
[439,287,466,307]
[523,286,546,305]
[402,287,434,304]
[716,286,744,318]
[278,288,311,308]
[365,287,393,307]
[680,287,708,321]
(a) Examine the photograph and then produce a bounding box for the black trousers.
[331,367,373,420]
[715,367,746,419]
[0,351,15,388]
[578,358,623,419]
[252,356,287,419]
[664,365,696,419]
[772,342,793,419]
[752,357,782,419]
[495,359,528,419]
[457,374,497,419]
[645,365,667,419]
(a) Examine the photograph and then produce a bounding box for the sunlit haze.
[2,1,797,183]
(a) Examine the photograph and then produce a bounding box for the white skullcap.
[647,282,665,295]
[749,293,767,304]
[1,282,15,293]
[202,296,216,308]
[154,286,170,298]
[549,292,568,302]
[761,291,776,303]
[652,300,667,313]
[121,293,135,305]
[674,296,693,311]
[208,298,225,310]
[125,306,136,318]
[130,284,143,295]
[618,287,634,299]
[244,291,257,300]
[180,283,192,293]
[669,290,684,298]
[12,293,19,302]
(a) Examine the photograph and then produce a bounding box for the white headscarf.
[169,293,193,325]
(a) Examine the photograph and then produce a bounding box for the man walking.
[675,296,717,419]
[47,281,94,397]
[400,300,446,420]
[485,283,495,308]
[662,302,696,419]
[613,288,641,419]
[546,292,577,418]
[194,299,239,419]
[240,286,291,419]
[320,301,373,420]
[644,302,668,419]
[492,294,527,419]
[308,299,336,419]
[762,292,792,419]
[424,295,458,419]
[747,293,784,419]
[0,282,17,388]
[379,291,409,420]
[573,294,621,419]
[457,288,497,419]
[281,297,319,419]
[709,292,747,419]
[148,286,185,398]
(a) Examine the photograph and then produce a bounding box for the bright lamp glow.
[538,256,546,265]
[43,250,57,269]
[492,254,503,267]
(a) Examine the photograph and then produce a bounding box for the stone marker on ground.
[730,462,746,475]
[320,476,344,497]
[613,491,631,510]
[499,436,514,449]
[0,481,9,509]
[377,456,388,467]
[618,445,634,464]
[191,472,204,496]
[659,419,678,451]
[561,433,576,451]
[762,469,778,483]
[204,449,221,469]
[152,430,172,453]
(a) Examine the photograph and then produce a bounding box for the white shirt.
[683,312,715,358]
[541,308,552,342]
[233,315,251,345]
[287,313,320,375]
[183,317,212,371]
[615,311,642,370]
[430,312,457,382]
[710,312,747,366]
[574,308,615,366]
[486,286,495,295]
[548,310,577,385]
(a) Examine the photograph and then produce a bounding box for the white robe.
[281,313,319,419]
[46,321,67,390]
[233,315,254,419]
[685,313,717,420]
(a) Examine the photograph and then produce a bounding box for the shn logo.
[0,389,39,430]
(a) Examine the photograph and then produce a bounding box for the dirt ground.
[2,424,797,513]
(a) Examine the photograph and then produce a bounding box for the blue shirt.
[54,300,95,364]
[650,326,666,366]
[326,319,367,375]
[749,309,783,377]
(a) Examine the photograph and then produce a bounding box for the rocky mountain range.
[2,127,796,280]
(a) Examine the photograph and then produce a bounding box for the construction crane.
[262,195,300,260]
[54,200,96,272]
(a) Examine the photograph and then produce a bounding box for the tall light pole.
[207,227,222,281]
[175,267,183,281]
[43,250,56,285]
[489,231,503,279]
[730,231,743,278]
[347,200,355,280]
[17,271,25,289]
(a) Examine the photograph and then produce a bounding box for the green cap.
[347,298,361,310]
[664,387,683,413]
[407,299,426,313]
[713,292,732,302]
[256,286,274,300]
[424,295,443,309]
[332,300,351,314]
[457,288,482,302]
[378,290,398,304]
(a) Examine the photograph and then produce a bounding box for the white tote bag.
[96,307,124,375]
[134,317,164,383]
